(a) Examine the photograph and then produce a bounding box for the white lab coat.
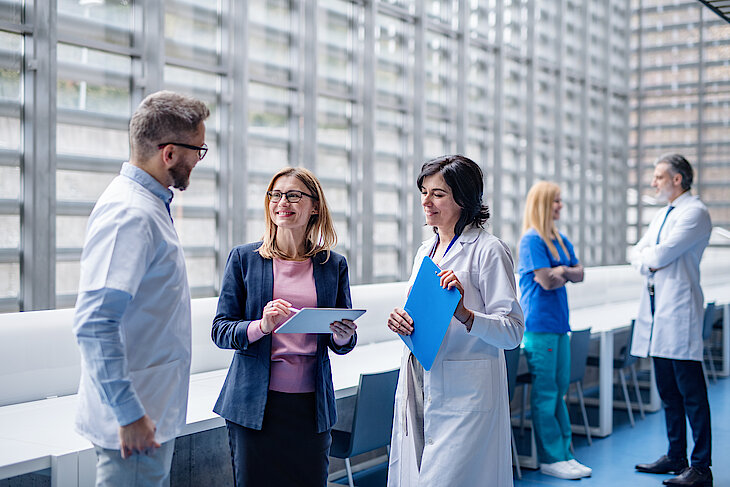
[630,192,711,361]
[387,226,524,487]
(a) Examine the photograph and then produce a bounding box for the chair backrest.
[702,302,717,341]
[569,329,592,384]
[619,320,637,368]
[504,346,521,402]
[348,368,400,458]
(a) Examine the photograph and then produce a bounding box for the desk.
[571,302,637,438]
[0,396,94,486]
[567,281,730,438]
[0,340,404,486]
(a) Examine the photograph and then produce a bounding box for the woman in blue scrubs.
[518,181,590,480]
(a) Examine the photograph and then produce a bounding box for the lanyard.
[429,234,459,259]
[655,206,675,244]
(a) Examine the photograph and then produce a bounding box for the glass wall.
[0,3,23,312]
[55,0,134,306]
[1,0,634,312]
[629,0,730,247]
[164,0,224,298]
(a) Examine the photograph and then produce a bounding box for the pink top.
[247,258,318,393]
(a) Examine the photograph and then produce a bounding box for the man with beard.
[630,154,713,487]
[73,91,209,486]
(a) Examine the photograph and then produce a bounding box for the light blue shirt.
[73,163,192,449]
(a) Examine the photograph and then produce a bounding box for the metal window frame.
[4,0,653,313]
[630,0,729,247]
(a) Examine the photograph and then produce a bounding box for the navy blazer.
[211,242,356,433]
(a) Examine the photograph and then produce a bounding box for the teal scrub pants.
[523,331,573,464]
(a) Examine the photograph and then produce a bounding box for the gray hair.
[655,153,693,191]
[129,91,210,161]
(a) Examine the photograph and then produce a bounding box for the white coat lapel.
[438,226,479,269]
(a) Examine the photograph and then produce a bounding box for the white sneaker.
[567,459,592,477]
[539,460,583,480]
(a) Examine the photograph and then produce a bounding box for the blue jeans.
[94,439,175,487]
[523,331,573,464]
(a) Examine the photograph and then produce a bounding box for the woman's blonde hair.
[257,167,337,261]
[522,181,569,260]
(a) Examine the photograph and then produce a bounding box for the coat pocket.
[442,359,495,412]
[655,277,691,324]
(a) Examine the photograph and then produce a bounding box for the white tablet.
[274,308,366,334]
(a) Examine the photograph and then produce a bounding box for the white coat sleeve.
[630,222,654,276]
[638,206,711,270]
[468,240,525,349]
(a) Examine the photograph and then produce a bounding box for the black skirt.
[226,390,331,487]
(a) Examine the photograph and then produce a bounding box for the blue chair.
[587,320,645,427]
[568,329,592,445]
[330,368,399,487]
[702,302,722,384]
[517,331,593,445]
[504,346,522,479]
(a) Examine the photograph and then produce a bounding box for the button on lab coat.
[387,227,524,487]
[630,192,712,361]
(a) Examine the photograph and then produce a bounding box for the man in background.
[631,154,713,487]
[73,91,209,486]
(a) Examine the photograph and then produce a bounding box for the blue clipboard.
[400,256,461,370]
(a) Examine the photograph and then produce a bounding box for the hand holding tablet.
[274,308,366,334]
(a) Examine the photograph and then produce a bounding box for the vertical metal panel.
[634,1,644,246]
[131,1,145,107]
[225,0,249,260]
[348,5,361,283]
[412,1,426,259]
[696,6,705,195]
[302,0,318,172]
[399,10,414,279]
[21,0,57,311]
[525,0,536,189]
[578,0,590,262]
[289,2,302,169]
[360,0,375,283]
[619,0,631,261]
[555,0,565,185]
[217,0,232,281]
[456,0,468,154]
[601,1,612,264]
[141,0,165,95]
[492,0,505,238]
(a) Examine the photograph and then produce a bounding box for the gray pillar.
[21,0,57,311]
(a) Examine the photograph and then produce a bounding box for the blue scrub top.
[517,228,579,334]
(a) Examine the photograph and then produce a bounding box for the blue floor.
[333,375,729,486]
[516,375,730,486]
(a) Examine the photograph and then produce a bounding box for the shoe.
[662,466,713,487]
[568,459,592,477]
[636,455,689,474]
[539,461,583,480]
